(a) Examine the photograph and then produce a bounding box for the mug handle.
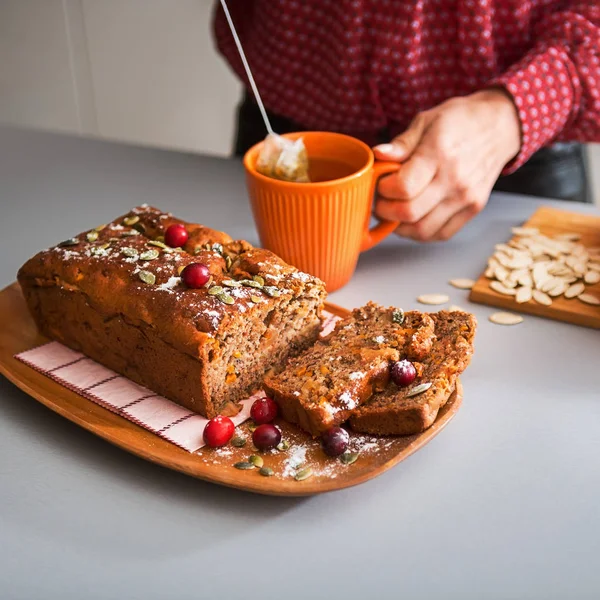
[360,161,402,252]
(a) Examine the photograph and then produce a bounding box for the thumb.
[373,114,426,162]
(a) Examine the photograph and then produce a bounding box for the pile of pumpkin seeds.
[484,227,600,307]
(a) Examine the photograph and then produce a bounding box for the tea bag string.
[219,0,274,136]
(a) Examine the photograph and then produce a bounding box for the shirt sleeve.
[487,2,600,174]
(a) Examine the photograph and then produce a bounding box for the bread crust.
[17,205,326,417]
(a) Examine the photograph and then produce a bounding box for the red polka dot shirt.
[213,0,600,174]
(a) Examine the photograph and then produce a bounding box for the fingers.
[375,177,446,223]
[373,114,427,163]
[377,149,438,201]
[394,194,477,242]
[430,204,480,241]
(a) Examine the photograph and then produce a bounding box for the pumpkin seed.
[532,290,552,306]
[340,452,359,465]
[449,278,475,290]
[584,270,600,285]
[123,215,140,226]
[511,226,539,236]
[94,224,107,231]
[148,240,168,249]
[490,281,517,296]
[58,238,79,247]
[277,440,290,451]
[548,281,568,297]
[233,461,255,470]
[177,265,186,276]
[294,467,313,481]
[250,295,262,303]
[515,286,533,304]
[86,231,99,242]
[97,243,110,251]
[240,279,262,289]
[259,467,274,477]
[249,455,264,468]
[248,422,258,433]
[208,286,224,296]
[417,294,449,305]
[406,382,432,397]
[138,270,156,285]
[392,308,405,324]
[494,265,510,281]
[565,282,585,299]
[253,275,265,286]
[121,230,139,237]
[222,279,242,288]
[140,249,160,261]
[263,286,281,297]
[217,292,235,305]
[230,436,246,448]
[489,311,523,325]
[225,255,232,270]
[212,243,224,254]
[578,293,600,306]
[122,247,138,258]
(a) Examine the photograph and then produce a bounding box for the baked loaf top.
[349,310,476,435]
[263,302,437,436]
[17,205,326,359]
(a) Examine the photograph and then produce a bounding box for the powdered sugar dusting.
[157,276,181,292]
[338,391,358,410]
[275,430,394,480]
[282,446,307,477]
[349,371,365,380]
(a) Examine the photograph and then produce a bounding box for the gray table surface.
[0,126,599,600]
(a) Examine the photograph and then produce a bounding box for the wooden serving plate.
[469,206,600,329]
[0,282,461,496]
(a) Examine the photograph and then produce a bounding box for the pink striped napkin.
[15,310,342,452]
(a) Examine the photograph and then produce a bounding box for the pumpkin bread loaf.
[262,302,437,436]
[349,310,476,435]
[17,205,327,417]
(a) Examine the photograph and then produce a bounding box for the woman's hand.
[373,88,521,241]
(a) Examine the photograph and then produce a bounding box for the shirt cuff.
[488,46,578,175]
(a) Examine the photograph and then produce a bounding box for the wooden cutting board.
[469,206,600,329]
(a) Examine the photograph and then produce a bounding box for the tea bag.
[219,0,310,183]
[256,133,310,182]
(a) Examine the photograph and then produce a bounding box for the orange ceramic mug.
[243,131,401,292]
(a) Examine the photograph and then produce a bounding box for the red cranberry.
[252,424,282,451]
[250,396,279,424]
[321,426,350,457]
[391,359,417,387]
[164,223,189,248]
[203,415,235,448]
[181,263,210,288]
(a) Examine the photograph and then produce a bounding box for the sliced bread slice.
[348,310,476,435]
[262,302,436,436]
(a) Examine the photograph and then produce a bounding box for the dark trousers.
[233,93,591,203]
